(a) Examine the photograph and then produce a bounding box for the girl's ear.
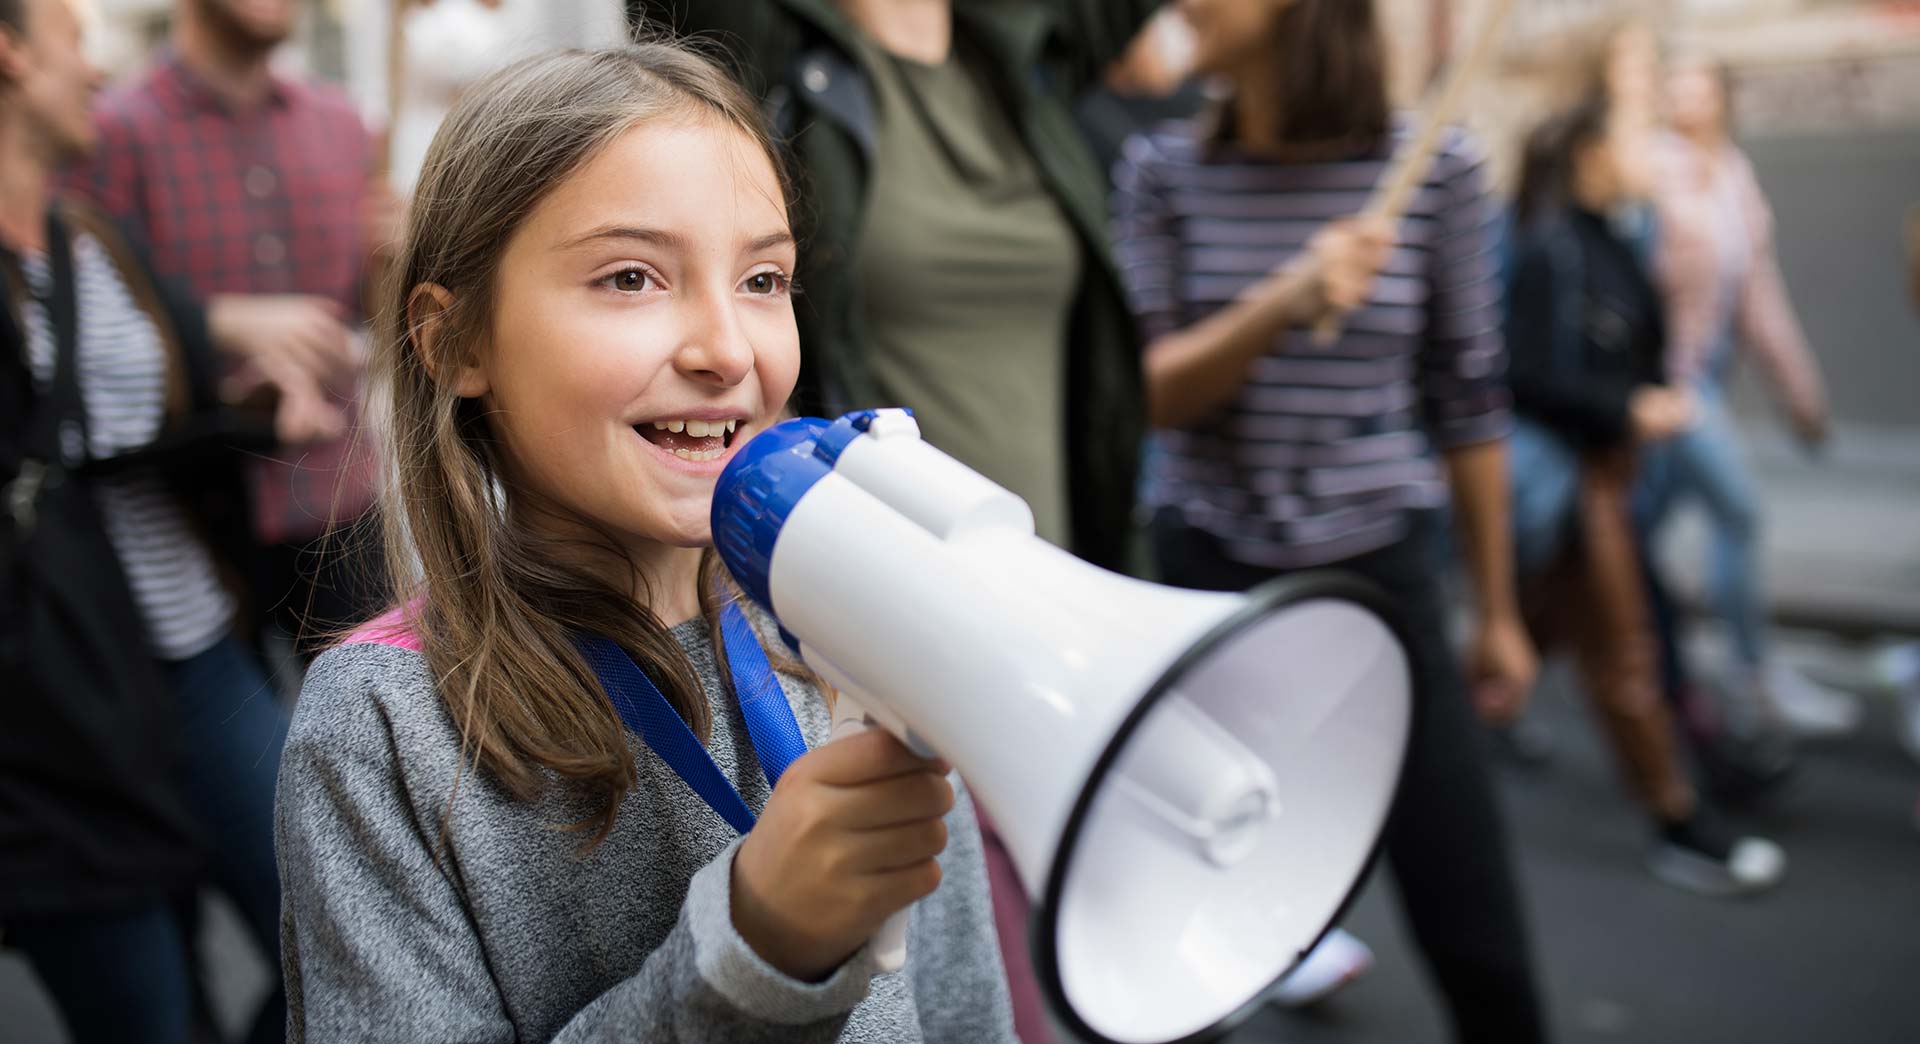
[409,283,489,398]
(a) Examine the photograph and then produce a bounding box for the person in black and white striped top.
[0,2,299,1039]
[1111,2,1550,1040]
[18,235,236,659]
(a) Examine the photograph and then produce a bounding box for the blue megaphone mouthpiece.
[712,410,912,612]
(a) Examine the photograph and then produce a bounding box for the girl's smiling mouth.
[635,414,746,464]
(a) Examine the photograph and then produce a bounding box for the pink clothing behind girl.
[1652,133,1824,416]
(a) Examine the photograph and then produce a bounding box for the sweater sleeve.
[276,650,877,1043]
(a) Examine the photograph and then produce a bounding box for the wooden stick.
[1312,0,1521,345]
[377,0,414,179]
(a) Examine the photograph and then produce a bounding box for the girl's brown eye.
[608,268,651,292]
[745,272,785,295]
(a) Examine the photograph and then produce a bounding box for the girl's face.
[1176,0,1293,77]
[475,117,799,554]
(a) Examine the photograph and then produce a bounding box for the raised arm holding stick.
[1313,0,1520,343]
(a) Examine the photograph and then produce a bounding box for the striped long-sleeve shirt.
[21,233,235,660]
[1112,119,1511,570]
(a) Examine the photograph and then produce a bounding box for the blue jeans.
[1637,384,1767,670]
[7,903,195,1044]
[1508,417,1580,576]
[164,633,291,1044]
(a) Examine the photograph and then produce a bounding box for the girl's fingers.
[844,817,951,873]
[861,856,947,910]
[831,770,956,830]
[806,728,946,786]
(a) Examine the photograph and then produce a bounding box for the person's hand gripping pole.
[1312,0,1521,345]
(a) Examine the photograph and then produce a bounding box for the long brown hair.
[1514,91,1612,230]
[1215,0,1391,157]
[373,43,791,847]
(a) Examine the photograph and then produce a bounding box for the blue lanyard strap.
[575,603,805,835]
[719,602,810,786]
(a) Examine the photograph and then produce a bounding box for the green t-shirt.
[854,36,1082,547]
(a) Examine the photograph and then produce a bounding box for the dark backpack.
[0,208,204,920]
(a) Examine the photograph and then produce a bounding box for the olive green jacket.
[627,0,1161,572]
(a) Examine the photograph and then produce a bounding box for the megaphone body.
[713,409,1413,1044]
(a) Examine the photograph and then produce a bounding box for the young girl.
[1506,94,1785,895]
[274,44,1017,1042]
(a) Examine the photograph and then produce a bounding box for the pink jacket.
[1652,133,1826,422]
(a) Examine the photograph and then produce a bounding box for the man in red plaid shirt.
[68,0,389,650]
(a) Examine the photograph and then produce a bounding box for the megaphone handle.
[829,691,912,973]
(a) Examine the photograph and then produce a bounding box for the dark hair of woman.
[1211,0,1391,159]
[1513,91,1613,230]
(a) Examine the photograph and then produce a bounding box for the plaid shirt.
[68,51,378,545]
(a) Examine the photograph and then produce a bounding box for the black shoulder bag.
[0,210,201,921]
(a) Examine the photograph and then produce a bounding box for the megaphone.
[712,409,1413,1044]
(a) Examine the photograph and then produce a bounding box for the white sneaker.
[1268,928,1373,1007]
[1648,814,1787,896]
[1762,663,1863,738]
[1868,642,1920,764]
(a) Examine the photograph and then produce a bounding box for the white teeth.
[645,418,741,439]
[668,446,723,463]
[673,448,692,460]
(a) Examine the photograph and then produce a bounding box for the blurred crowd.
[1,1,1914,1043]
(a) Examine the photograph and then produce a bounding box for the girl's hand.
[730,729,954,982]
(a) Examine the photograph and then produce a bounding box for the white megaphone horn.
[712,409,1414,1044]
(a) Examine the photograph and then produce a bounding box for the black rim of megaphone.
[1029,570,1422,1044]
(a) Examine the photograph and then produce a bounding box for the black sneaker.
[1648,812,1787,896]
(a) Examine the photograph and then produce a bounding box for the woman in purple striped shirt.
[1112,1,1547,1040]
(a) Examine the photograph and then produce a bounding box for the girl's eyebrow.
[558,226,796,255]
[559,225,686,252]
[747,231,798,254]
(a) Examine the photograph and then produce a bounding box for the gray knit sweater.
[275,615,1020,1043]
